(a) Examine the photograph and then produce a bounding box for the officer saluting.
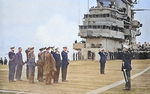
[98,48,107,74]
[53,48,61,83]
[122,45,132,90]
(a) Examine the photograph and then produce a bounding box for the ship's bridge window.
[111,26,115,30]
[93,26,97,29]
[106,26,109,29]
[80,26,83,29]
[119,28,124,32]
[84,26,87,29]
[89,15,92,18]
[85,15,88,18]
[100,14,103,17]
[93,14,96,18]
[107,14,110,17]
[103,25,106,29]
[125,26,129,29]
[88,25,92,29]
[98,25,101,29]
[96,15,99,18]
[103,14,106,17]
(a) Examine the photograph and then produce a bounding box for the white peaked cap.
[100,48,105,51]
[123,44,129,49]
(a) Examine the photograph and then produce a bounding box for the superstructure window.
[107,14,109,17]
[93,14,96,18]
[84,26,87,29]
[106,26,109,29]
[88,25,92,29]
[100,14,103,17]
[93,26,97,29]
[80,26,83,29]
[89,15,92,18]
[103,14,106,17]
[96,15,99,18]
[85,15,88,18]
[103,25,106,29]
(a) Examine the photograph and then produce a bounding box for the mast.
[88,0,89,13]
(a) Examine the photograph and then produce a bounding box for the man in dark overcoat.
[15,47,24,81]
[8,47,16,82]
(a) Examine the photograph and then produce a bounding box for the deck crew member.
[122,45,132,90]
[8,47,16,82]
[15,47,24,81]
[53,48,61,83]
[98,48,107,74]
[4,57,8,65]
[0,57,3,65]
[61,46,69,82]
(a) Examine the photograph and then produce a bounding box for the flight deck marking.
[85,67,150,94]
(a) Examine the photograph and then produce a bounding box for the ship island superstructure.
[73,0,142,60]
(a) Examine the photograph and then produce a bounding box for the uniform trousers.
[9,63,16,81]
[45,71,53,84]
[37,66,43,81]
[123,70,131,89]
[54,65,60,82]
[62,64,68,81]
[15,64,23,80]
[100,62,105,74]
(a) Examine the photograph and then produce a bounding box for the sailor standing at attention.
[61,47,69,82]
[122,45,132,90]
[8,47,16,82]
[53,48,61,83]
[98,48,107,74]
[15,47,24,81]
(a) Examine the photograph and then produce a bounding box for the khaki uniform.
[37,52,44,81]
[43,52,56,84]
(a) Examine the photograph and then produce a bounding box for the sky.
[0,0,150,61]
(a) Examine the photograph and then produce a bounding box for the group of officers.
[99,44,132,90]
[8,44,132,90]
[8,46,69,85]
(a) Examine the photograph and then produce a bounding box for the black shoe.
[38,80,44,82]
[62,80,68,82]
[46,83,52,85]
[122,88,130,90]
[54,81,59,83]
[17,79,23,81]
[9,80,16,82]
